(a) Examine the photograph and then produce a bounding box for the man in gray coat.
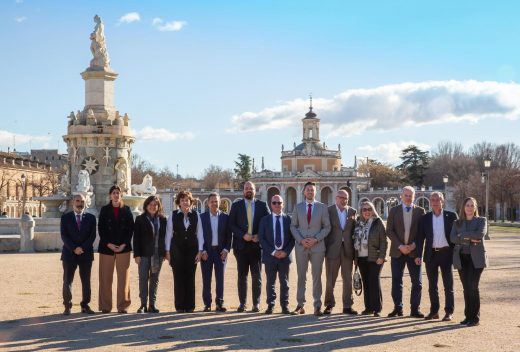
[324,190,358,315]
[290,181,331,316]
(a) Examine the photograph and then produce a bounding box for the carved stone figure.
[89,15,111,70]
[102,147,111,167]
[76,170,93,194]
[114,157,128,193]
[58,165,71,196]
[131,174,157,196]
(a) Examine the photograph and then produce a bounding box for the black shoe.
[118,310,128,314]
[185,309,194,313]
[81,305,95,314]
[63,307,71,316]
[237,304,246,313]
[137,305,147,313]
[176,309,185,313]
[410,311,425,318]
[251,305,260,313]
[374,312,381,317]
[467,321,480,327]
[265,305,274,314]
[101,309,111,314]
[281,307,291,314]
[323,305,333,314]
[203,305,211,312]
[148,305,159,313]
[314,308,323,316]
[460,318,469,325]
[343,308,358,315]
[387,308,404,317]
[442,313,453,321]
[361,309,374,315]
[216,305,227,312]
[424,312,439,320]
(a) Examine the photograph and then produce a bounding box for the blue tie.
[406,206,411,212]
[275,215,282,248]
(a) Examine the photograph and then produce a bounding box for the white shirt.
[165,209,204,251]
[305,200,315,216]
[209,211,220,246]
[432,211,449,248]
[336,205,347,230]
[271,212,285,255]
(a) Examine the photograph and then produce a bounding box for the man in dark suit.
[229,181,270,312]
[324,189,357,315]
[386,186,426,318]
[60,194,96,315]
[416,191,458,321]
[259,194,295,314]
[200,192,232,312]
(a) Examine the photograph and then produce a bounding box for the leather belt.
[432,246,450,252]
[211,246,219,250]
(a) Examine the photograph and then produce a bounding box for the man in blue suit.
[416,191,458,321]
[200,192,232,312]
[60,194,97,315]
[229,181,270,312]
[259,195,295,314]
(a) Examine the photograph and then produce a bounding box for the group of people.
[60,181,488,328]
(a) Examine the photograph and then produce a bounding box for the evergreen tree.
[234,153,252,187]
[397,145,430,187]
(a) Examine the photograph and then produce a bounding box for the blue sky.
[0,0,517,177]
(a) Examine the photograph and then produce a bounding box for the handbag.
[353,264,363,296]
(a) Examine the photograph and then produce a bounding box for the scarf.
[354,218,373,252]
[147,215,161,274]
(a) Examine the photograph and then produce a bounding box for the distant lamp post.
[443,175,449,206]
[484,157,491,239]
[20,173,27,218]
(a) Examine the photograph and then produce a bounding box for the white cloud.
[0,130,51,149]
[152,18,187,32]
[357,141,431,165]
[14,16,27,23]
[118,12,140,24]
[229,80,520,134]
[133,127,194,142]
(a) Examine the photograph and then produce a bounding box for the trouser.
[138,256,163,307]
[234,245,262,306]
[324,247,354,308]
[425,250,454,314]
[391,255,422,311]
[265,260,290,308]
[295,248,325,309]
[201,248,226,307]
[62,259,92,308]
[99,252,131,312]
[459,253,483,323]
[171,247,198,311]
[357,257,383,313]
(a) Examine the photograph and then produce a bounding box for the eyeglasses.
[361,208,372,212]
[271,201,283,205]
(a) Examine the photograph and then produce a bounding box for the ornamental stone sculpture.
[131,174,157,196]
[89,15,111,70]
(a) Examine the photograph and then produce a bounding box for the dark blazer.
[354,217,388,262]
[450,216,488,269]
[133,214,167,258]
[200,211,232,253]
[258,213,295,265]
[60,211,96,262]
[98,204,134,255]
[229,198,270,251]
[416,210,458,263]
[386,204,426,258]
[325,205,357,260]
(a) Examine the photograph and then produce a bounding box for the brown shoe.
[291,306,305,315]
[442,313,453,321]
[314,308,323,316]
[425,312,439,320]
[63,307,71,316]
[323,305,333,314]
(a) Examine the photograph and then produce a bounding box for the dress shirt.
[336,205,347,230]
[432,211,449,248]
[271,212,285,255]
[209,211,220,246]
[165,209,204,251]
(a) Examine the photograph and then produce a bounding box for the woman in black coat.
[133,195,167,313]
[98,185,134,313]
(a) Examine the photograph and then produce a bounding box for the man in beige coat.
[324,190,358,315]
[290,181,331,316]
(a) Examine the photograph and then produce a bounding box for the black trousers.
[459,253,483,323]
[425,250,454,314]
[234,244,262,306]
[62,259,92,308]
[357,257,383,313]
[171,245,198,311]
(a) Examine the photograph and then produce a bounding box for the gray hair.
[359,200,381,219]
[207,192,220,201]
[402,185,416,194]
[429,191,444,202]
[73,193,86,201]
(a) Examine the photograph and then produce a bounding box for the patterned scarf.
[148,215,161,274]
[354,218,373,252]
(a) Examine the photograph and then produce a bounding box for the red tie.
[307,204,312,224]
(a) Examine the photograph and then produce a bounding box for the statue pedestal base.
[34,195,71,218]
[123,195,146,218]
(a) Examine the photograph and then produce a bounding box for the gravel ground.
[0,227,519,351]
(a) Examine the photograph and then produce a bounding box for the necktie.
[76,214,81,230]
[275,215,282,248]
[307,203,312,224]
[406,206,411,212]
[246,201,253,234]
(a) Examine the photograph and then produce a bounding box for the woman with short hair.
[133,195,167,313]
[353,201,387,317]
[450,197,488,327]
[98,185,134,313]
[165,191,203,312]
